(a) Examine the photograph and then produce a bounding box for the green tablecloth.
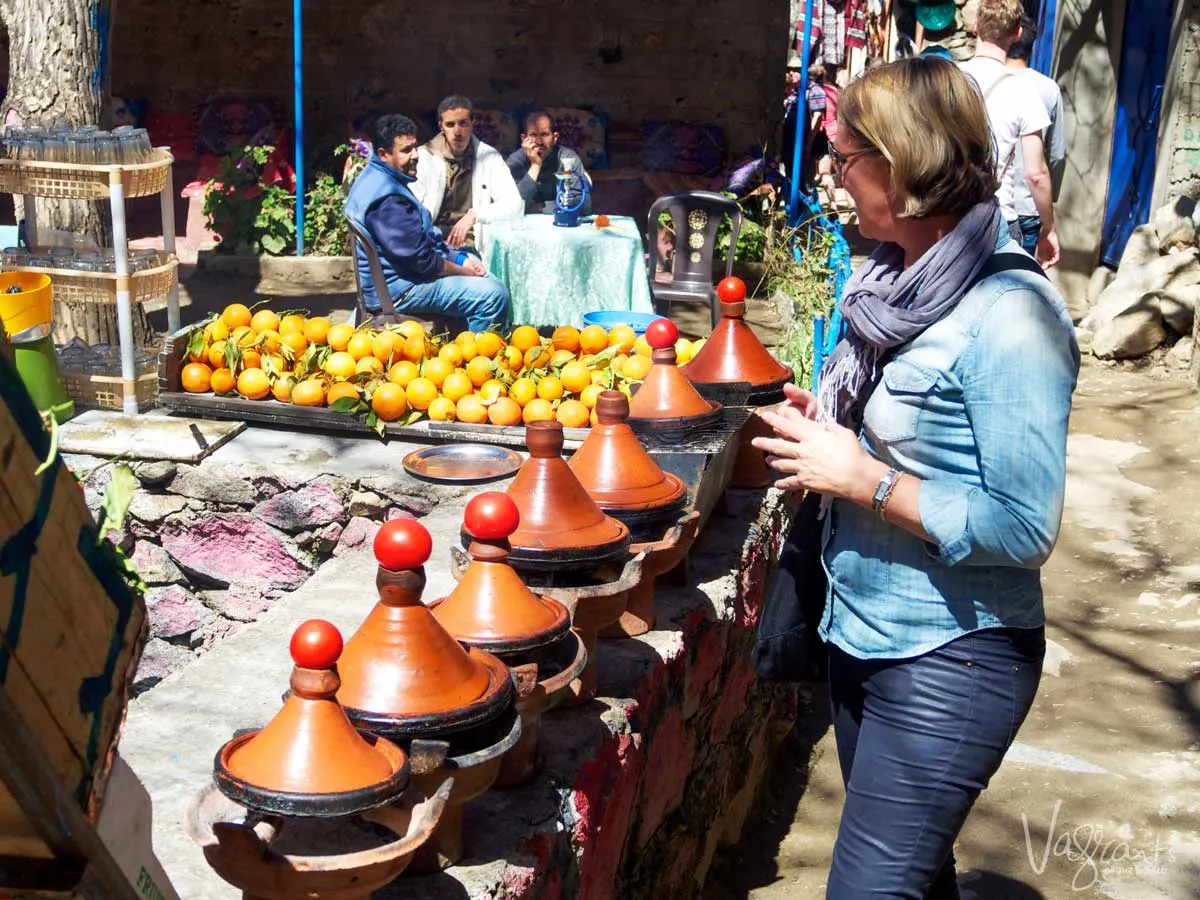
[481,214,655,327]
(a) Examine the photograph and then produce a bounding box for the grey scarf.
[816,198,1003,429]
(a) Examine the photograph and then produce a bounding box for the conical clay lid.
[432,493,571,653]
[219,620,406,798]
[684,276,792,388]
[506,420,630,557]
[337,520,511,729]
[627,320,717,420]
[569,391,687,512]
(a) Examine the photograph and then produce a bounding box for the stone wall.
[1152,0,1200,210]
[107,0,788,155]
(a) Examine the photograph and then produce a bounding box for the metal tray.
[402,443,523,484]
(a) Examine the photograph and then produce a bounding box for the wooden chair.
[646,191,742,327]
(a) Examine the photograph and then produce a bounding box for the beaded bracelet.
[879,471,905,521]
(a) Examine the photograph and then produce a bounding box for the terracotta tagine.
[335,518,521,872]
[430,492,587,786]
[627,316,723,432]
[214,620,410,818]
[500,419,631,571]
[683,276,795,487]
[600,509,702,638]
[568,389,688,537]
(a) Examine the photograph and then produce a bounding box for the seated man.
[344,114,510,333]
[505,110,592,215]
[414,94,524,251]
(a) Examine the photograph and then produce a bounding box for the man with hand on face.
[414,94,523,253]
[344,114,511,332]
[506,110,592,215]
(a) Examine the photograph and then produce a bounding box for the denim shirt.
[820,238,1080,660]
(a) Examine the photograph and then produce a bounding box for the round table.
[481,214,655,327]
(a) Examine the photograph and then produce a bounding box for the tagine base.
[729,414,777,489]
[600,510,701,638]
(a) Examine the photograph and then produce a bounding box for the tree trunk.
[0,0,152,346]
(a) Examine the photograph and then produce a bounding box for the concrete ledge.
[118,481,796,899]
[196,250,356,295]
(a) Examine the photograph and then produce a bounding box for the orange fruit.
[206,341,229,369]
[421,357,453,389]
[279,313,307,335]
[609,324,637,354]
[623,354,652,381]
[458,338,478,362]
[438,343,464,367]
[536,376,564,401]
[556,398,590,428]
[579,383,603,410]
[387,360,420,388]
[611,353,629,377]
[595,213,611,227]
[324,351,358,380]
[522,398,555,423]
[271,376,296,403]
[250,309,280,333]
[232,325,257,348]
[579,324,609,355]
[221,303,252,330]
[465,356,494,387]
[455,394,489,424]
[674,337,694,365]
[356,356,384,376]
[550,349,577,369]
[371,382,409,421]
[402,334,427,363]
[405,377,438,411]
[441,370,473,403]
[181,362,212,393]
[281,331,308,357]
[487,396,523,426]
[524,343,552,370]
[346,331,374,361]
[206,318,230,343]
[241,349,263,370]
[327,323,356,352]
[210,367,235,395]
[500,345,524,372]
[326,381,362,406]
[510,324,541,353]
[590,408,599,426]
[634,335,652,358]
[395,320,426,341]
[509,377,538,407]
[303,316,332,345]
[559,360,592,394]
[552,325,581,353]
[475,331,504,359]
[236,368,270,400]
[428,396,457,421]
[479,380,509,403]
[258,329,283,353]
[372,330,401,364]
[291,379,326,407]
[455,330,477,347]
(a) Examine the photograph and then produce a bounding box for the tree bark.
[0,0,152,346]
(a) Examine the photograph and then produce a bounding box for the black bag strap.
[972,249,1047,284]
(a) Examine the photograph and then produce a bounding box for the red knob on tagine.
[643,317,679,350]
[290,619,344,670]
[463,492,521,541]
[717,276,746,304]
[374,519,433,572]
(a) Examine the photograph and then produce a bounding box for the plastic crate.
[10,257,178,306]
[61,367,158,410]
[0,149,174,200]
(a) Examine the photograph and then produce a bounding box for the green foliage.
[767,217,839,388]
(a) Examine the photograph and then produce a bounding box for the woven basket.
[9,258,176,306]
[61,368,158,410]
[0,149,174,200]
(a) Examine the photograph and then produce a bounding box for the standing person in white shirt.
[960,0,1060,267]
[1007,14,1066,257]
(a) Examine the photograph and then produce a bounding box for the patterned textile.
[543,107,609,170]
[847,0,868,48]
[194,100,281,156]
[471,109,519,157]
[642,122,726,176]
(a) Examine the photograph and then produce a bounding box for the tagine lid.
[215,620,409,816]
[569,391,687,511]
[504,420,630,557]
[683,277,793,388]
[627,318,720,420]
[335,520,514,733]
[431,493,571,653]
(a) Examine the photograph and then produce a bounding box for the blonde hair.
[838,57,998,219]
[975,0,1023,44]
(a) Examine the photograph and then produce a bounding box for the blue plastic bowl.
[580,310,663,335]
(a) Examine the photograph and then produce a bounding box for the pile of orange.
[180,304,704,431]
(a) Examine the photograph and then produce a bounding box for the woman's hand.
[779,381,818,419]
[752,398,887,503]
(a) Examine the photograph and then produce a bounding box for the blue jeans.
[1016,216,1041,256]
[826,627,1045,900]
[380,274,511,334]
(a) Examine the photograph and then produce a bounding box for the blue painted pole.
[1031,0,1057,77]
[294,0,304,256]
[787,0,816,225]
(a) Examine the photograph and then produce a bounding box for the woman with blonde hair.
[754,57,1079,898]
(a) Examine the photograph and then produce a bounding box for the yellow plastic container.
[0,272,53,338]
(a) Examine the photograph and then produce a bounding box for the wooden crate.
[0,346,147,894]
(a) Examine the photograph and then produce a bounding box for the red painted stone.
[710,658,758,745]
[635,709,693,849]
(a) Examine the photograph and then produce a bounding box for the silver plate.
[402,443,523,484]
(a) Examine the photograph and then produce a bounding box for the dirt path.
[705,357,1200,900]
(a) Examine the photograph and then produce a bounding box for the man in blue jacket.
[344,114,511,332]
